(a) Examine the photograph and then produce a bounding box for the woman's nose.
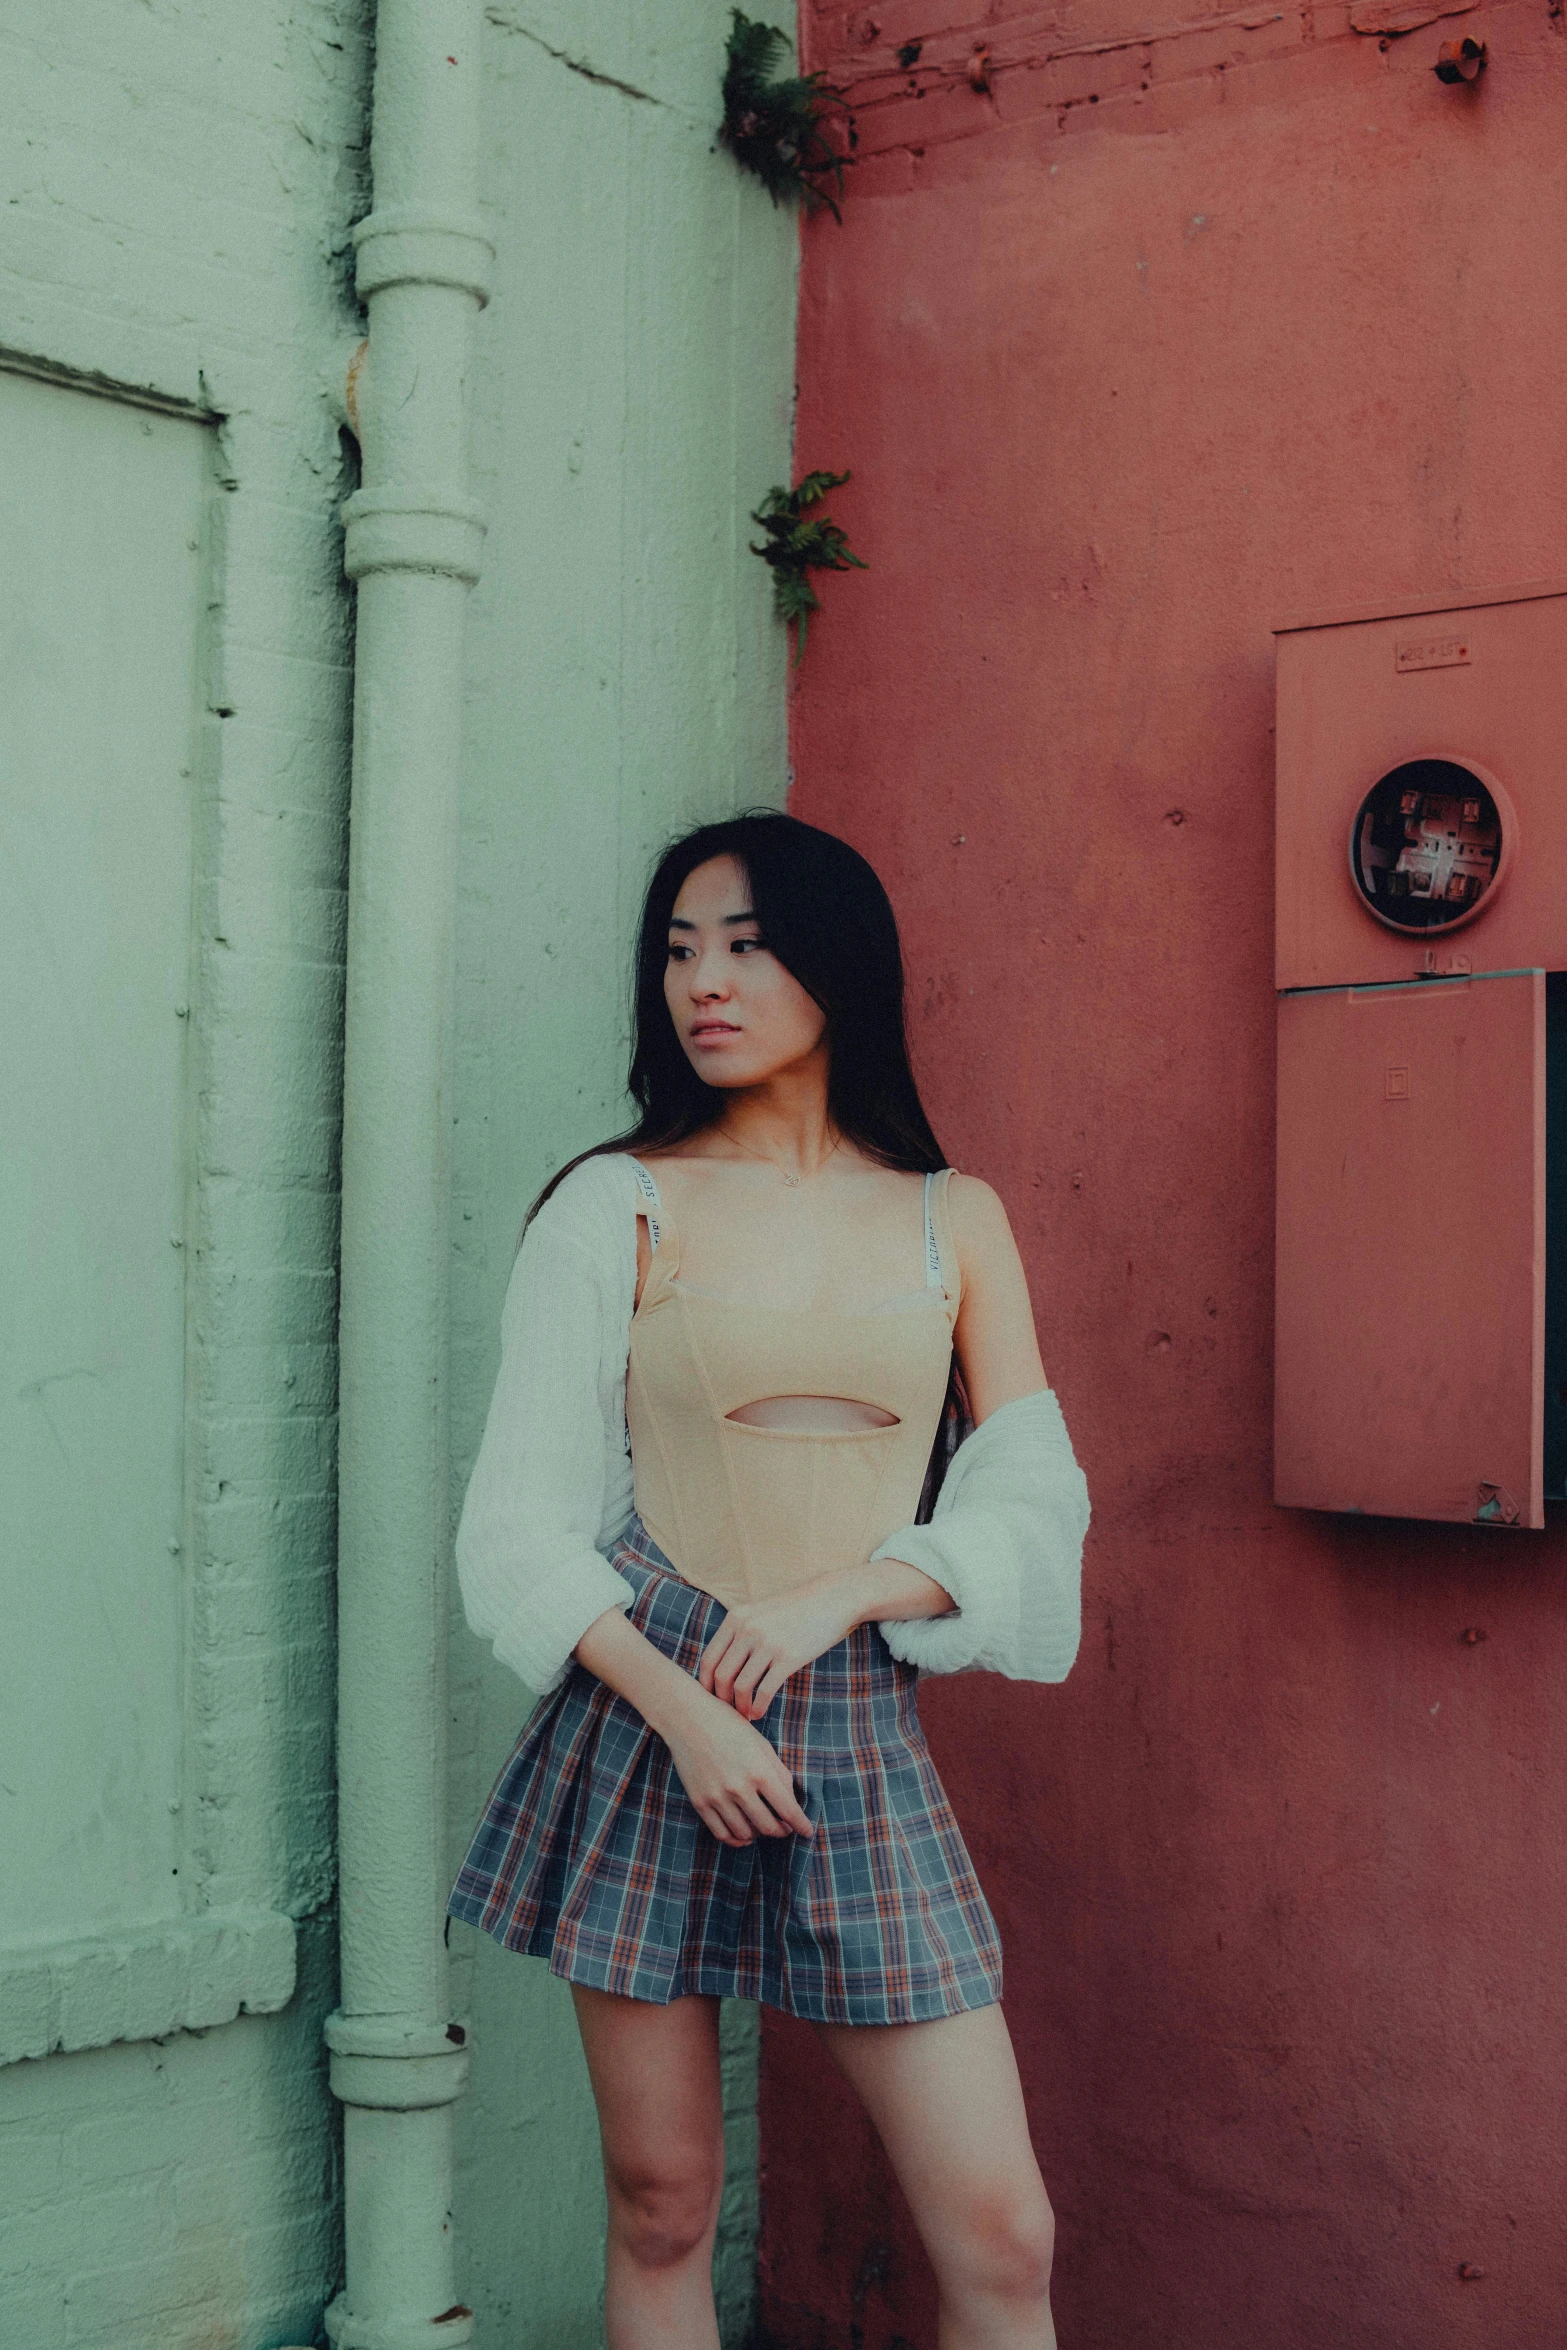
[690,950,731,998]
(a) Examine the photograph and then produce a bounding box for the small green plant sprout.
[749,471,868,663]
[720,11,850,219]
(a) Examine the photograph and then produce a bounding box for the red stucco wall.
[763,4,1567,2343]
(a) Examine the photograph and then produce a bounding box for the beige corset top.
[625,1162,960,1609]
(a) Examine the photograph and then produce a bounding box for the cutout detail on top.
[726,1395,899,1432]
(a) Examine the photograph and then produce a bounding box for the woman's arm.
[576,1605,813,1845]
[459,1168,813,1837]
[867,1175,1089,1682]
[454,1168,639,1694]
[697,1552,953,1720]
[947,1170,1050,1423]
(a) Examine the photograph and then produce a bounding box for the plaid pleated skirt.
[448,1518,1003,2024]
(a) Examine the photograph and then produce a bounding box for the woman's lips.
[690,1021,740,1042]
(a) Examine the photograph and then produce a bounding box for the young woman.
[450,811,1090,2350]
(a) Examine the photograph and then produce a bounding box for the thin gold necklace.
[718,1125,842,1188]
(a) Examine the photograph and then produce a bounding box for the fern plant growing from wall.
[750,472,867,662]
[720,11,850,218]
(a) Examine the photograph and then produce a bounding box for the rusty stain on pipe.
[1434,32,1488,77]
[344,337,368,438]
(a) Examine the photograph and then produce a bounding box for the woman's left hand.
[699,1581,860,1720]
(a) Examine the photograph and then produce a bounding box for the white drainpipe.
[325,4,491,2345]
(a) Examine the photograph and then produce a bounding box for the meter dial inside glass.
[1350,760,1504,933]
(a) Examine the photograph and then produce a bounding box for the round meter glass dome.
[1349,759,1504,933]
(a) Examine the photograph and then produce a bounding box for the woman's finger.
[751,1661,790,1717]
[713,1639,756,1707]
[702,1610,756,1680]
[765,1770,813,1838]
[706,1631,738,1694]
[698,1625,734,1693]
[692,1794,736,1844]
[731,1648,773,1718]
[703,1794,752,1845]
[735,1781,791,1838]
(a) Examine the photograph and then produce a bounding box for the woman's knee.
[604,2146,724,2273]
[946,2182,1056,2309]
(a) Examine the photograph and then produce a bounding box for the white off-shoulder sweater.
[454,1153,1090,1697]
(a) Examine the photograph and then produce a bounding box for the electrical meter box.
[1273,580,1567,1529]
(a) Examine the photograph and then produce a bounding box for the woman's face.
[664,854,828,1090]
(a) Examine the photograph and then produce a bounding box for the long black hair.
[527,809,968,1508]
[528,808,947,1225]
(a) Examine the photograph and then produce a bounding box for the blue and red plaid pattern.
[449,1518,1003,2023]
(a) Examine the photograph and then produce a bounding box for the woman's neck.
[708,1068,840,1180]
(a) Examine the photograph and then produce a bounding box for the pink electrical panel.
[1273,580,1567,1527]
[1275,972,1545,1527]
[1276,581,1567,991]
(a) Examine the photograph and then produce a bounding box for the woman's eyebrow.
[668,909,757,930]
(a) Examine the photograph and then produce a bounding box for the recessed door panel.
[1275,972,1544,1526]
[0,371,207,1941]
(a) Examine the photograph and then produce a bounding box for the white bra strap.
[924,1170,942,1288]
[628,1156,662,1250]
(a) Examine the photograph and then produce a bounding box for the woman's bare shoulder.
[946,1170,1016,1239]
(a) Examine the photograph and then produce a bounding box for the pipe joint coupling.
[325,2297,475,2350]
[354,207,494,305]
[342,489,487,584]
[325,2009,472,2110]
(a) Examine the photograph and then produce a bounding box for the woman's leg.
[815,2002,1058,2350]
[571,1984,728,2350]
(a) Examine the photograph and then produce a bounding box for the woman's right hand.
[662,1690,814,1847]
[573,1602,812,1846]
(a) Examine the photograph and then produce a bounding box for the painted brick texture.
[0,1922,340,2350]
[3,1,798,2341]
[0,1,369,2340]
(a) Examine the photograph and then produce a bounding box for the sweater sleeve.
[453,1161,638,1696]
[870,1387,1089,1681]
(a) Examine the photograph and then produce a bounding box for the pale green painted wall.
[446,7,797,2342]
[0,2,794,2343]
[0,3,369,2343]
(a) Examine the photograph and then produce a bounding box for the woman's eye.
[667,942,693,961]
[730,937,764,955]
